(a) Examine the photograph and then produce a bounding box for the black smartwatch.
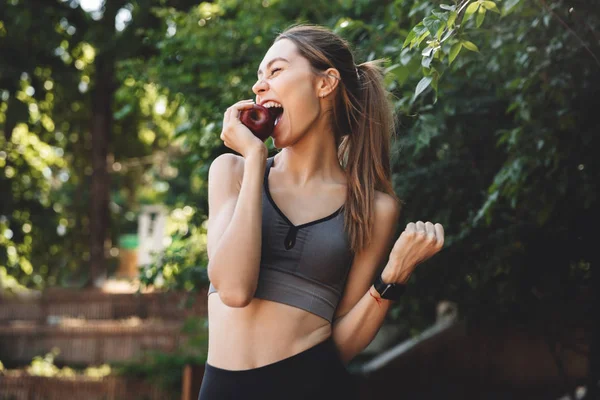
[373,274,406,301]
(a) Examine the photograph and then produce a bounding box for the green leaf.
[412,31,431,49]
[440,4,456,11]
[414,76,433,98]
[476,7,486,28]
[402,30,416,48]
[449,42,462,64]
[422,54,433,68]
[399,47,413,65]
[440,28,454,43]
[413,22,429,36]
[431,73,439,104]
[462,40,479,52]
[436,25,445,40]
[464,2,480,21]
[447,11,457,28]
[431,72,439,92]
[431,11,449,22]
[405,23,429,49]
[423,15,443,37]
[502,0,521,15]
[482,1,500,13]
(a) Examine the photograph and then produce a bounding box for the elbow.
[336,345,356,365]
[218,288,253,308]
[331,331,357,365]
[207,263,255,307]
[339,349,355,365]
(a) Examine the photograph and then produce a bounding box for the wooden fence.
[0,288,208,323]
[0,288,209,365]
[0,374,174,400]
[0,319,185,365]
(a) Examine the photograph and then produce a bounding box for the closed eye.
[269,68,282,77]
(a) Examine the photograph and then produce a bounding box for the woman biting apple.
[199,24,444,400]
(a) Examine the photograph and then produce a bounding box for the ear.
[316,67,341,98]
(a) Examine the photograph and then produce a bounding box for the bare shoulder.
[209,152,245,175]
[208,153,245,188]
[374,190,401,222]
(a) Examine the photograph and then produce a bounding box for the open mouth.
[263,101,284,127]
[269,107,284,126]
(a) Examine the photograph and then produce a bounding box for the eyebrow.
[257,57,290,77]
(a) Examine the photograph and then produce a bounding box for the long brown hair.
[276,24,400,253]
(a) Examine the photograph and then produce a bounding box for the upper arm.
[206,153,244,261]
[333,192,401,322]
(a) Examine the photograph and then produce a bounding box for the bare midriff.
[205,292,333,370]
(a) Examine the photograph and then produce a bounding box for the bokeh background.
[0,0,597,399]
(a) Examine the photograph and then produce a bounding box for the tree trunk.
[88,53,115,287]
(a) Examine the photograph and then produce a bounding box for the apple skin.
[239,104,275,141]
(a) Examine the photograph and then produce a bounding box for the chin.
[272,127,302,149]
[272,135,290,149]
[272,137,283,149]
[271,120,290,148]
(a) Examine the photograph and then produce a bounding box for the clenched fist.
[381,221,444,284]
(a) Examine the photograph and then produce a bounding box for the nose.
[252,77,268,97]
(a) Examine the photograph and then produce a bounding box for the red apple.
[239,104,276,141]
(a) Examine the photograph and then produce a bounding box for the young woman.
[198,24,444,400]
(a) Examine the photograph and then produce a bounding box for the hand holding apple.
[220,100,267,158]
[239,104,276,142]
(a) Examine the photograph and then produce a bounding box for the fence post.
[181,364,192,400]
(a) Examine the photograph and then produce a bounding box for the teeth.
[263,101,283,108]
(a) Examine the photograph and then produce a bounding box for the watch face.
[380,283,405,299]
[381,284,394,296]
[375,275,405,300]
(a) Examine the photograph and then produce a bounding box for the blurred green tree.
[0,0,197,287]
[136,0,598,330]
[0,1,596,341]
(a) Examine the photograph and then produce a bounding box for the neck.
[274,119,345,187]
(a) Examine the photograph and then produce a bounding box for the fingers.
[415,220,425,234]
[231,99,256,113]
[425,221,435,240]
[392,221,445,270]
[405,220,444,248]
[223,99,254,125]
[227,99,255,122]
[221,100,256,144]
[434,223,445,249]
[409,221,427,239]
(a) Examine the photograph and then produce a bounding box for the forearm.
[207,151,266,305]
[332,282,393,363]
[331,217,443,363]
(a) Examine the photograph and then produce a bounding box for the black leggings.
[198,336,359,400]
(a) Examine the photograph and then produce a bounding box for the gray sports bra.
[207,156,355,323]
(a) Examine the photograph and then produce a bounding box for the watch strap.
[373,274,406,300]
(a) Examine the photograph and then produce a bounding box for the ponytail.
[275,25,400,253]
[338,61,400,253]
